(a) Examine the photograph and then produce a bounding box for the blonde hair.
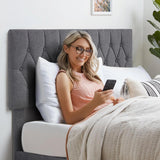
[57,30,101,83]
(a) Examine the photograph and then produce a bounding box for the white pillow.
[120,78,148,99]
[36,57,64,123]
[121,75,160,98]
[102,65,151,97]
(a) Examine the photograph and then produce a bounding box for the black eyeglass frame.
[70,45,93,57]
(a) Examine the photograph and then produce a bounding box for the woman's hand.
[92,89,113,107]
[112,97,124,105]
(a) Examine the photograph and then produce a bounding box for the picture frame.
[91,0,112,16]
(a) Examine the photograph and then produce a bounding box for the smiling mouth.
[77,57,85,62]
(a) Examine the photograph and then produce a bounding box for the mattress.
[22,121,71,157]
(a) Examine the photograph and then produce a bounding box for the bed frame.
[8,29,132,160]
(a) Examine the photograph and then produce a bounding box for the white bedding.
[22,121,71,157]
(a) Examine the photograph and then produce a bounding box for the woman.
[56,30,123,124]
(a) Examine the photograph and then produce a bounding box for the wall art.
[91,0,112,16]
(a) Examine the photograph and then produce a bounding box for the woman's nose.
[79,51,88,57]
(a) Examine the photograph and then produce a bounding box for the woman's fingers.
[94,89,113,104]
[103,89,113,94]
[117,97,125,103]
[113,97,125,105]
[104,90,113,97]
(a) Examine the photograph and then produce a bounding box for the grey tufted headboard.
[8,29,132,160]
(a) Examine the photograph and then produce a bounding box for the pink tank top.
[71,71,104,111]
[57,70,103,111]
[57,70,112,116]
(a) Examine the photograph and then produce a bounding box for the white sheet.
[22,121,71,157]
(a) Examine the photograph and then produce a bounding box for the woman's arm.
[56,72,113,124]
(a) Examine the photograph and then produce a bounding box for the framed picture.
[91,0,112,16]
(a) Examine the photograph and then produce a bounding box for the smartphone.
[103,79,116,91]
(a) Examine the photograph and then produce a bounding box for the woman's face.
[64,38,92,72]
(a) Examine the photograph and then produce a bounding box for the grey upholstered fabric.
[16,151,66,160]
[8,29,132,160]
[8,29,132,110]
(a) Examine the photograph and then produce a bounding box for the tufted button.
[19,67,23,71]
[115,58,119,63]
[27,48,30,52]
[43,47,46,52]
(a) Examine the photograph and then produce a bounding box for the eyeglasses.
[70,45,92,57]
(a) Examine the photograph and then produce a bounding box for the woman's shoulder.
[58,69,66,74]
[56,69,71,83]
[56,69,73,87]
[56,69,68,80]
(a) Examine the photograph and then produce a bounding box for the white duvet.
[66,96,160,160]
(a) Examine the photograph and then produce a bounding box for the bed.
[8,29,133,160]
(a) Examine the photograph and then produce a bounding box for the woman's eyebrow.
[75,45,91,49]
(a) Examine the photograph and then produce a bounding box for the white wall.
[143,0,160,78]
[0,0,144,159]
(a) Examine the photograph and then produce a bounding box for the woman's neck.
[72,67,83,73]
